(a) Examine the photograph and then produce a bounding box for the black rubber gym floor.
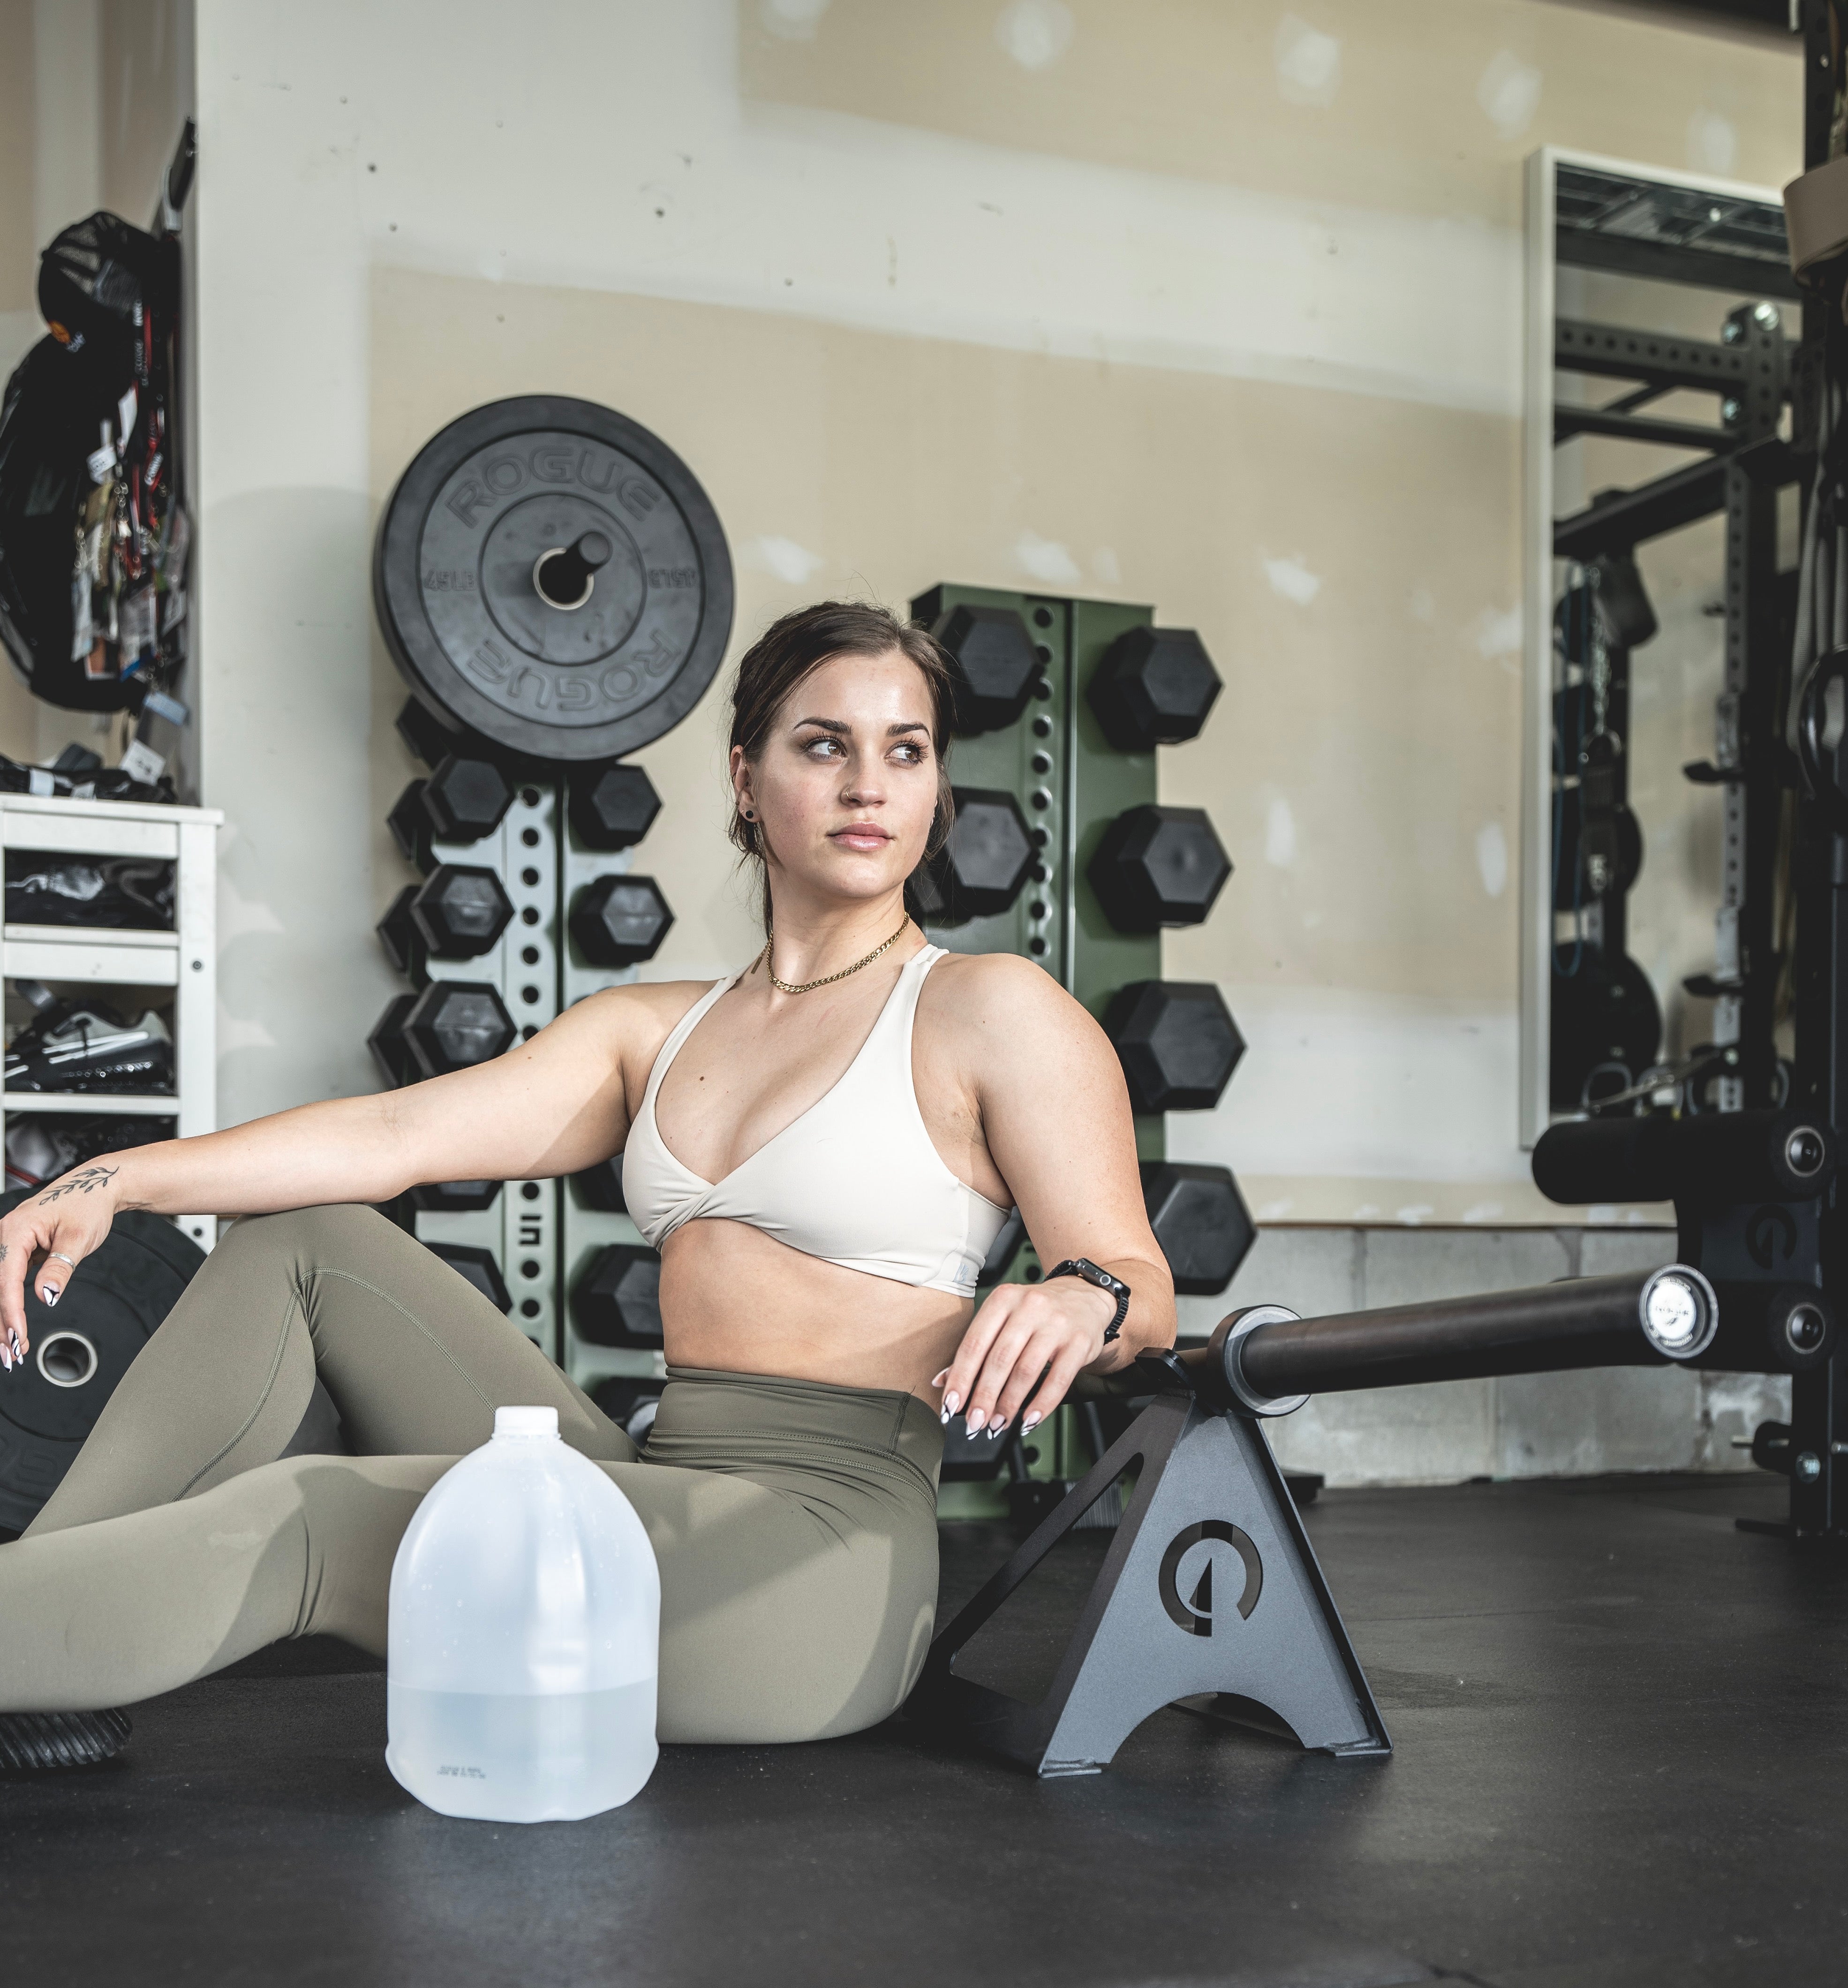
[6,1471,1843,1988]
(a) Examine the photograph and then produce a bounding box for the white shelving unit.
[0,793,221,1251]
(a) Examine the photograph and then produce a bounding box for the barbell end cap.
[1208,1304,1308,1417]
[1638,1264,1719,1361]
[1781,1119,1831,1185]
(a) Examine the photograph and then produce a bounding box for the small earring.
[742,808,755,822]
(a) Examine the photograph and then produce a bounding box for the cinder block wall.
[1177,1227,1787,1487]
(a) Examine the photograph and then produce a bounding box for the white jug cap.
[494,1406,559,1439]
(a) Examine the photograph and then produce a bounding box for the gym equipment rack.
[373,758,660,1402]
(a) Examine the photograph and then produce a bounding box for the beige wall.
[0,0,33,325]
[0,0,51,760]
[98,0,188,225]
[741,0,1796,226]
[189,0,1800,1224]
[369,265,1522,1002]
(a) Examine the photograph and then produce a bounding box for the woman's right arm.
[0,979,700,1361]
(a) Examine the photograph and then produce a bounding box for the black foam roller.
[0,1708,131,1772]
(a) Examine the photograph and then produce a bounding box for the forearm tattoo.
[34,1164,118,1207]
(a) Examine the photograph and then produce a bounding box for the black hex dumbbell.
[397,694,516,846]
[927,601,1039,735]
[573,1157,626,1213]
[398,697,465,769]
[369,992,422,1088]
[410,864,513,959]
[1088,804,1230,932]
[589,1374,666,1444]
[423,754,515,843]
[1103,981,1245,1114]
[572,1244,663,1348]
[1141,1160,1253,1296]
[376,884,422,978]
[568,875,674,967]
[427,1240,511,1313]
[568,763,662,851]
[388,764,514,876]
[401,980,516,1077]
[912,787,1034,926]
[397,695,519,775]
[1088,627,1222,753]
[409,1179,503,1214]
[388,780,434,872]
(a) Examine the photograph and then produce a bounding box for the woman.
[0,600,1175,1755]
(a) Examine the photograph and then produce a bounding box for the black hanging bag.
[0,212,185,712]
[0,338,121,708]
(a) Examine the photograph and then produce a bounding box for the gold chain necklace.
[756,915,912,995]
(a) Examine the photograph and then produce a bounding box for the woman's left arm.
[935,956,1177,1439]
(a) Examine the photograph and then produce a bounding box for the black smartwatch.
[1045,1258,1131,1344]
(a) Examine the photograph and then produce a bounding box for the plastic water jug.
[385,1405,660,1822]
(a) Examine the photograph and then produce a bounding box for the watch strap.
[1045,1257,1131,1343]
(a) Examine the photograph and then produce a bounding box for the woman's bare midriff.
[659,1217,971,1401]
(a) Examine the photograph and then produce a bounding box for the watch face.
[1053,1258,1129,1302]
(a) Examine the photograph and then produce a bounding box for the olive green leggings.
[0,1206,944,1744]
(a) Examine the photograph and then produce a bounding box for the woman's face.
[735,647,940,911]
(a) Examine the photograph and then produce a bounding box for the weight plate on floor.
[0,1193,203,1532]
[373,396,735,764]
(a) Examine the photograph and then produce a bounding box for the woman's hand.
[934,1276,1120,1440]
[0,1161,125,1369]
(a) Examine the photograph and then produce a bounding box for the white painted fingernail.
[964,1408,985,1435]
[930,1369,951,1389]
[943,1392,960,1416]
[988,1421,1007,1439]
[40,1286,58,1307]
[1022,1412,1041,1432]
[939,1407,950,1425]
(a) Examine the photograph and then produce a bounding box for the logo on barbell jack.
[1746,1203,1799,1271]
[1157,1520,1262,1637]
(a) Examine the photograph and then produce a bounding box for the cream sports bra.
[621,945,1013,1299]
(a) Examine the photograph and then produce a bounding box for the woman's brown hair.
[728,600,956,928]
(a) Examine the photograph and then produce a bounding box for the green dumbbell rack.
[379,764,659,1395]
[557,826,657,1402]
[913,583,1169,1515]
[407,781,565,1356]
[911,583,1165,1172]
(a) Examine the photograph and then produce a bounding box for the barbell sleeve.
[1181,1266,1719,1415]
[1531,1109,1833,1207]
